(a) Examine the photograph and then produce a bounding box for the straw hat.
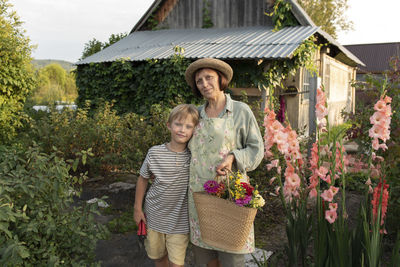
[185,58,233,89]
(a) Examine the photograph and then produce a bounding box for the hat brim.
[185,58,233,89]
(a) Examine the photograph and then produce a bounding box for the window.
[301,68,311,101]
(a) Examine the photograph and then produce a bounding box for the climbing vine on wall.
[266,0,299,31]
[260,0,321,107]
[75,53,202,116]
[202,0,213,28]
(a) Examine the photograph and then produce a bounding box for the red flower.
[372,180,389,226]
[241,182,254,196]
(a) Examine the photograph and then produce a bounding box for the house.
[77,0,363,135]
[344,42,400,81]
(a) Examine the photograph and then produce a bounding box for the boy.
[134,104,199,267]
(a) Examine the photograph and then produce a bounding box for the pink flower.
[325,209,337,224]
[321,189,334,202]
[235,195,252,206]
[370,111,386,125]
[269,177,277,184]
[329,203,338,211]
[318,117,327,130]
[316,103,328,120]
[270,120,284,133]
[273,130,288,144]
[383,95,392,103]
[317,87,326,105]
[309,188,318,198]
[374,100,387,112]
[286,173,301,188]
[316,166,329,179]
[204,180,219,194]
[329,186,339,195]
[267,159,279,170]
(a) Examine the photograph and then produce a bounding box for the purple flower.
[204,180,219,194]
[235,195,252,206]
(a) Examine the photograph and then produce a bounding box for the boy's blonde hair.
[168,104,199,125]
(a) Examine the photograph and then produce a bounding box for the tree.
[80,32,127,60]
[0,0,36,144]
[28,63,78,105]
[297,0,353,39]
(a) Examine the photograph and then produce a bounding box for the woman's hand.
[134,208,146,226]
[216,154,235,175]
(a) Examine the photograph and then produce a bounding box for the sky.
[8,0,400,63]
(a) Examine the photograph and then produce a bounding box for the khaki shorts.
[144,228,189,265]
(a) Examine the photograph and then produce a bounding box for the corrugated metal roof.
[77,26,319,65]
[344,42,400,73]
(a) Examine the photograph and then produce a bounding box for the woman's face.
[194,68,222,99]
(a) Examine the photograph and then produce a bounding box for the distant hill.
[32,59,75,71]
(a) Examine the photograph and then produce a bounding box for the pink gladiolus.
[383,95,392,104]
[273,130,288,144]
[370,111,385,125]
[317,87,326,104]
[316,103,328,120]
[321,189,334,202]
[318,117,327,130]
[275,186,281,195]
[309,188,318,198]
[374,100,387,112]
[267,159,279,170]
[372,138,380,150]
[329,203,338,211]
[270,120,284,133]
[286,173,301,188]
[330,186,339,195]
[269,177,277,185]
[316,166,329,179]
[325,209,337,224]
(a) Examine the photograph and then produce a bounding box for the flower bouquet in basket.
[193,170,265,251]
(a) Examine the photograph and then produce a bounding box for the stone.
[245,248,273,266]
[108,182,136,193]
[87,197,110,208]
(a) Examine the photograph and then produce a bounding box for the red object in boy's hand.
[137,220,147,239]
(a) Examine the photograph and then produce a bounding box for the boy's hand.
[134,208,147,226]
[216,154,235,175]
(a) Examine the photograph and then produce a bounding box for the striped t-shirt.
[140,144,190,234]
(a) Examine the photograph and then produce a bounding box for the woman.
[185,58,264,267]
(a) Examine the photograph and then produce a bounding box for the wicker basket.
[193,191,257,252]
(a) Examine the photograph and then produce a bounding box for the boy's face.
[167,115,196,145]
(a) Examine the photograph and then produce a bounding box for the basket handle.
[223,168,234,201]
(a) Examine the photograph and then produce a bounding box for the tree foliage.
[80,32,127,60]
[0,0,36,144]
[297,0,353,39]
[28,63,77,105]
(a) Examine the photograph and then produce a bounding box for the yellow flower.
[253,194,265,208]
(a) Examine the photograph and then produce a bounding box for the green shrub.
[319,122,352,146]
[20,101,171,175]
[0,145,107,266]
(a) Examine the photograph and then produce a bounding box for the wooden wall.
[156,0,274,29]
